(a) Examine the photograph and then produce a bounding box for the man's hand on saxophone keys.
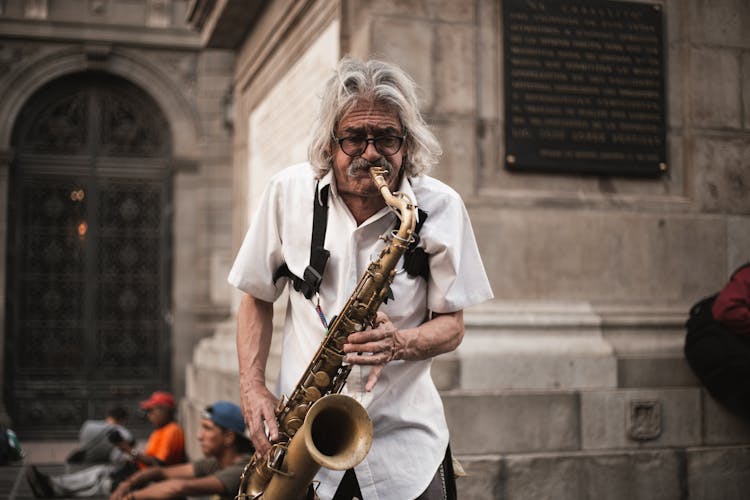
[343,311,407,391]
[240,382,279,458]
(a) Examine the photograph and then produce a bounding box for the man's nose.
[361,139,380,161]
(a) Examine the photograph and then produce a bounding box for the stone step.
[454,445,750,500]
[442,387,750,456]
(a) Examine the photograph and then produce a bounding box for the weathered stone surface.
[687,0,750,48]
[691,135,750,214]
[502,449,684,500]
[443,391,580,455]
[618,356,699,388]
[369,16,434,109]
[581,388,701,450]
[430,118,477,197]
[455,455,504,500]
[686,446,750,500]
[689,47,742,129]
[469,210,726,302]
[434,22,476,115]
[727,215,750,271]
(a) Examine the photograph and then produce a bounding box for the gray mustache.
[348,157,393,177]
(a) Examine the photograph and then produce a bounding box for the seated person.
[26,391,187,498]
[67,406,134,464]
[0,425,24,465]
[685,263,750,420]
[109,400,253,500]
[117,391,186,468]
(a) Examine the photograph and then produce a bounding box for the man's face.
[197,417,226,458]
[332,99,405,198]
[146,406,170,427]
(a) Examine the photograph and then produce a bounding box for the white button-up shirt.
[229,162,493,499]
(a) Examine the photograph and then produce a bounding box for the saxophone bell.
[260,394,372,500]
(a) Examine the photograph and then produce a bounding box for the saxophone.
[237,167,418,500]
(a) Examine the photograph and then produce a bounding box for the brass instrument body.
[239,168,418,500]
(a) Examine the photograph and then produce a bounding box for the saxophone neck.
[369,168,417,240]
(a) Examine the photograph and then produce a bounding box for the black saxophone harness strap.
[273,182,429,300]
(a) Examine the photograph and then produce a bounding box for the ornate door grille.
[6,72,173,437]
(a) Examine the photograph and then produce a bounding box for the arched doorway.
[6,72,173,437]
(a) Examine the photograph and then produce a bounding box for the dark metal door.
[6,72,173,437]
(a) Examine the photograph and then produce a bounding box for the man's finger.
[365,365,385,392]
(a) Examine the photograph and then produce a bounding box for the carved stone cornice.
[186,0,266,49]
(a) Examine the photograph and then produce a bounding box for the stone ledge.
[456,445,750,500]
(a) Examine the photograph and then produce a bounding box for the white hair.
[308,57,442,178]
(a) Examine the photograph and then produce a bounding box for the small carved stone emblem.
[627,399,662,441]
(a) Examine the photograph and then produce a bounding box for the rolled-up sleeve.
[420,187,493,313]
[228,177,286,303]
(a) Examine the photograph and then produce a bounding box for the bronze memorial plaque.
[503,0,666,176]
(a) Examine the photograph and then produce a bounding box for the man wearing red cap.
[119,391,186,468]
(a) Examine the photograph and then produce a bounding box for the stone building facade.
[185,0,750,498]
[0,0,748,497]
[0,0,234,436]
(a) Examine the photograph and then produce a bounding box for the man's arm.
[237,292,279,456]
[344,310,464,391]
[110,463,194,500]
[116,475,226,500]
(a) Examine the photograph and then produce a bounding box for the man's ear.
[223,430,236,448]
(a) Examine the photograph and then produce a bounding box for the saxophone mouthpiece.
[369,166,394,190]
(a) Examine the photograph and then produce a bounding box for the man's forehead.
[338,100,401,130]
[200,417,219,429]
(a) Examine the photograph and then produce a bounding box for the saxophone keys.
[312,371,331,389]
[303,386,322,402]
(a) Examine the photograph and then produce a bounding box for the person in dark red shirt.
[712,265,750,336]
[685,263,750,420]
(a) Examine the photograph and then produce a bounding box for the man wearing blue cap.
[109,401,253,500]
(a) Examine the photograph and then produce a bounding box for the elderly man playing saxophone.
[229,57,493,500]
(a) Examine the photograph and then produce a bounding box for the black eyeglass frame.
[333,134,407,158]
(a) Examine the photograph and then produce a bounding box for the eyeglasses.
[334,135,406,157]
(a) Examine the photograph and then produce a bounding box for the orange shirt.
[143,421,186,466]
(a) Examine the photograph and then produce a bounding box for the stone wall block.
[198,49,236,73]
[691,135,750,214]
[689,47,741,129]
[427,0,475,23]
[664,0,686,45]
[197,74,233,97]
[369,16,434,110]
[434,23,476,115]
[455,455,503,500]
[742,52,750,130]
[667,43,685,130]
[726,215,750,272]
[470,210,726,302]
[430,118,477,197]
[687,0,750,49]
[502,450,684,500]
[686,446,750,500]
[617,356,699,389]
[581,388,701,450]
[664,134,685,196]
[443,392,580,455]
